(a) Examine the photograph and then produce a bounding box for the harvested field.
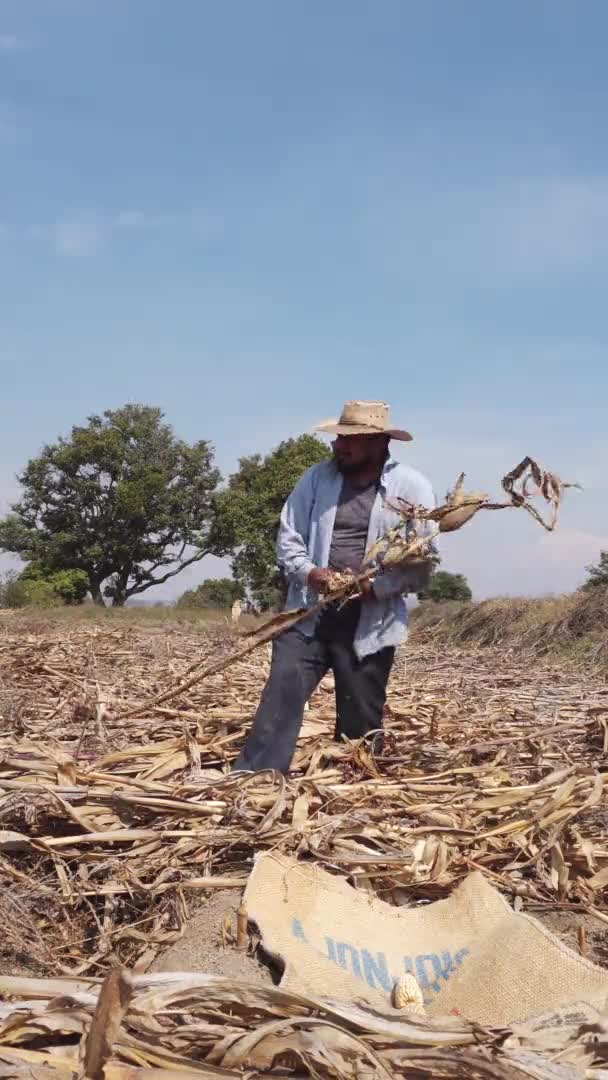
[0,610,607,1077]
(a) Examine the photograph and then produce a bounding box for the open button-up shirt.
[276,456,438,659]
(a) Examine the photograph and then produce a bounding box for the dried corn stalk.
[501,456,579,531]
[0,969,602,1079]
[114,457,578,720]
[383,456,578,543]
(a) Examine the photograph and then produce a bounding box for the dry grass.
[0,607,607,1077]
[411,587,608,664]
[0,603,238,627]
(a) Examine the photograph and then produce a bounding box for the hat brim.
[314,420,413,442]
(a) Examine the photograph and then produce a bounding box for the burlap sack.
[244,854,608,1026]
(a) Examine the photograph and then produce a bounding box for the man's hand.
[307,567,332,594]
[359,577,375,602]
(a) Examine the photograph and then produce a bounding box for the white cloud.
[114,209,148,228]
[350,160,608,278]
[27,208,204,257]
[114,209,217,233]
[51,219,105,257]
[29,216,115,257]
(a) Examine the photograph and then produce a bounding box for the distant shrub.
[582,551,608,591]
[0,566,89,608]
[177,578,244,609]
[418,570,473,603]
[0,572,28,608]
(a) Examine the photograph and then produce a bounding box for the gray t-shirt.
[328,477,379,573]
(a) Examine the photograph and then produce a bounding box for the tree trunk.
[90,582,105,606]
[110,567,132,608]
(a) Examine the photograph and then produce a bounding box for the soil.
[150,888,274,986]
[537,909,608,969]
[148,888,608,989]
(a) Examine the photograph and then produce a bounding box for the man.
[233,400,437,774]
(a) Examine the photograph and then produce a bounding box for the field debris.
[1,969,606,1080]
[0,611,606,1075]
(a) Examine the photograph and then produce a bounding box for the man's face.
[332,433,389,473]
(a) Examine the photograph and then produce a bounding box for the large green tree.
[581,551,608,591]
[212,435,330,608]
[177,578,244,609]
[418,569,472,603]
[0,405,221,606]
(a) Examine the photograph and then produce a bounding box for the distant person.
[233,400,437,773]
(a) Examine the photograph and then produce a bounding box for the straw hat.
[315,400,412,442]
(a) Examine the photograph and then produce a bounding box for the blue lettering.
[362,949,392,992]
[439,950,457,982]
[325,937,336,963]
[415,953,444,994]
[291,929,469,1000]
[336,942,362,980]
[291,919,308,944]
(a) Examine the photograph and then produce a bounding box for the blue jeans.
[232,601,395,774]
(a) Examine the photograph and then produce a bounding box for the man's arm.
[276,468,319,588]
[371,472,438,600]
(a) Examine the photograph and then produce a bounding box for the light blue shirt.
[276,456,438,659]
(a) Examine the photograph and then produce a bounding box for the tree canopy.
[581,551,608,591]
[177,578,245,609]
[211,435,330,608]
[0,405,220,606]
[419,569,472,603]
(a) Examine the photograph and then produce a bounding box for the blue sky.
[1,0,607,599]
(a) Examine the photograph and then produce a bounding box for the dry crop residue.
[0,612,607,1077]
